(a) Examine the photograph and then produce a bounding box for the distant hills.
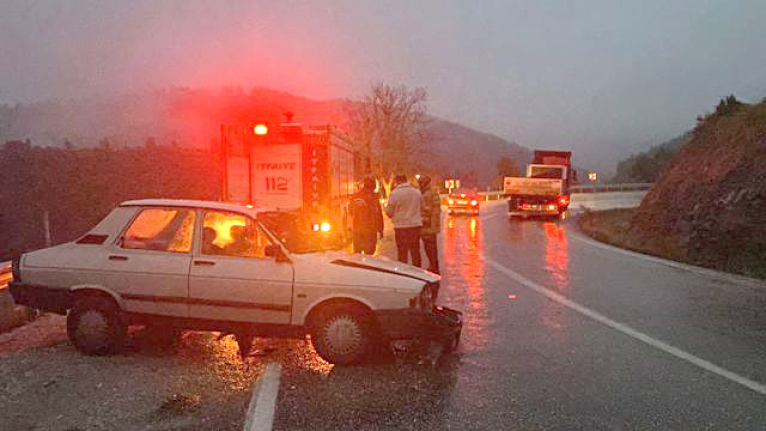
[0,87,529,186]
[612,131,692,183]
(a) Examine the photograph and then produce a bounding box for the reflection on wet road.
[443,215,487,350]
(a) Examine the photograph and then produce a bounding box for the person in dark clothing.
[419,175,442,274]
[349,177,384,254]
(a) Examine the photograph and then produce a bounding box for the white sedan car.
[10,199,461,364]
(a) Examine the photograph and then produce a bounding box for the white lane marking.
[569,231,766,289]
[487,259,766,396]
[243,362,282,431]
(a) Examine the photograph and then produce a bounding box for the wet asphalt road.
[274,200,766,430]
[2,198,765,430]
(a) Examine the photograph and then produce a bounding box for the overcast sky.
[1,0,765,171]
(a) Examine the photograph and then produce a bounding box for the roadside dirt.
[0,325,271,431]
[578,208,766,279]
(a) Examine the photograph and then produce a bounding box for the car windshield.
[529,166,564,179]
[257,210,346,254]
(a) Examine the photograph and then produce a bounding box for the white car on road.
[10,199,462,364]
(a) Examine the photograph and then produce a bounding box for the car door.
[102,206,195,317]
[188,210,294,324]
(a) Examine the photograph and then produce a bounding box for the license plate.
[456,200,468,205]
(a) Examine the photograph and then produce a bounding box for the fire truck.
[220,119,368,249]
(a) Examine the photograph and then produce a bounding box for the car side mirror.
[265,244,290,262]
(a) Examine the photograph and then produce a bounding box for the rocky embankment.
[628,98,766,278]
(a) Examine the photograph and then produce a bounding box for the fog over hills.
[0,87,529,186]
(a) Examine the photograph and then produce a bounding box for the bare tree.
[346,83,430,194]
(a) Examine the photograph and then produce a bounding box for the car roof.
[119,199,273,216]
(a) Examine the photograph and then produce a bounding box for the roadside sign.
[588,172,598,182]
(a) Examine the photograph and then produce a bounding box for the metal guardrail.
[471,183,654,201]
[570,183,654,193]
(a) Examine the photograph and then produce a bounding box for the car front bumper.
[376,306,463,345]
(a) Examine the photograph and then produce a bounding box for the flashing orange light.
[558,196,569,206]
[312,222,332,232]
[253,124,268,135]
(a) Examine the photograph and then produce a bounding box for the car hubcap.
[324,316,362,355]
[77,310,110,345]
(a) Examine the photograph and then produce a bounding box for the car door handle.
[108,255,128,261]
[194,260,216,266]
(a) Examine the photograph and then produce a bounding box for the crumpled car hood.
[305,251,440,283]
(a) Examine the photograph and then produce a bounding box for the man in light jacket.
[385,174,423,267]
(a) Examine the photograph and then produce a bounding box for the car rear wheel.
[310,305,372,365]
[67,296,125,355]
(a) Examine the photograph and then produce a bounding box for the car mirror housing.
[265,244,290,263]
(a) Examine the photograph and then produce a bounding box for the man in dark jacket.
[419,175,441,274]
[349,177,384,254]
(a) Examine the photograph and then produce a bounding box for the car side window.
[201,211,270,258]
[122,208,196,253]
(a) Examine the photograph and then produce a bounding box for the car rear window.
[76,234,108,245]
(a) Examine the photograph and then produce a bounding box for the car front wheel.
[67,296,125,355]
[310,306,372,365]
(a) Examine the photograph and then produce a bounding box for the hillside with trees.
[0,87,528,188]
[612,132,692,183]
[626,96,766,277]
[0,141,219,260]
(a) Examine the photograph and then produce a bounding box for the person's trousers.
[421,234,439,274]
[394,227,421,267]
[353,231,377,255]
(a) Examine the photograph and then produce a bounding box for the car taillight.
[558,195,569,206]
[470,199,478,206]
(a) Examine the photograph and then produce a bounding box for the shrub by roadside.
[0,290,37,334]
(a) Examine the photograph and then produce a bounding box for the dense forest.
[0,141,220,260]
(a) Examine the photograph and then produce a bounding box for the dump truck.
[504,150,574,218]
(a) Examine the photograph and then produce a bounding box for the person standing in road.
[349,177,384,254]
[385,174,423,267]
[418,175,441,274]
